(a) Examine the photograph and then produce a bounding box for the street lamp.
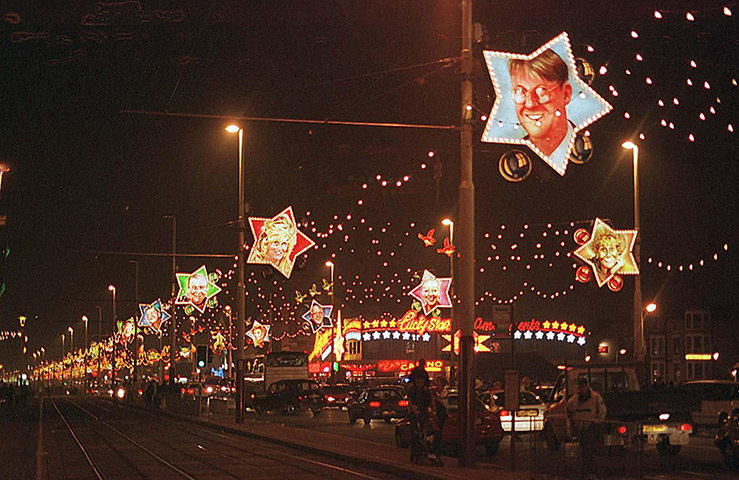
[325,261,335,383]
[441,218,456,386]
[82,315,89,394]
[226,124,246,424]
[130,259,140,382]
[646,303,657,313]
[108,285,117,400]
[622,141,644,368]
[61,334,65,386]
[164,215,177,383]
[68,326,74,386]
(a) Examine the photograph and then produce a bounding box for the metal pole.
[130,260,140,383]
[632,146,644,377]
[236,128,247,424]
[329,263,335,384]
[448,221,456,387]
[83,316,88,395]
[165,215,177,383]
[458,0,476,468]
[97,305,102,392]
[111,287,117,402]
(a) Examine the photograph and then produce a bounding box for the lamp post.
[226,124,246,424]
[82,316,88,395]
[130,260,140,383]
[68,327,74,387]
[442,218,455,386]
[164,215,177,383]
[108,285,117,401]
[325,261,335,383]
[60,334,65,386]
[622,141,644,373]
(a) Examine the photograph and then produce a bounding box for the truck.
[542,364,700,456]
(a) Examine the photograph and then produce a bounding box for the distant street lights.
[622,141,644,367]
[226,124,246,424]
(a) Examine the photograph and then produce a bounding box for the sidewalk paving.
[148,403,529,480]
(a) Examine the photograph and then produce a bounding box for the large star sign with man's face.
[409,270,452,316]
[481,32,612,176]
[573,218,639,288]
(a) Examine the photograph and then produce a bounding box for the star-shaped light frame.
[573,218,639,288]
[408,269,452,316]
[246,320,271,348]
[138,299,171,335]
[302,299,333,333]
[481,32,612,176]
[247,206,316,278]
[175,265,222,313]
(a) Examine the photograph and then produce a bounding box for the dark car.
[203,377,235,399]
[322,384,353,409]
[348,387,408,424]
[255,379,326,415]
[395,393,504,456]
[716,407,739,471]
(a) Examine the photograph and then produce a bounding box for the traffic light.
[332,361,339,372]
[196,345,207,368]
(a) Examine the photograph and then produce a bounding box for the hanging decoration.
[247,206,316,278]
[481,32,613,176]
[115,317,135,344]
[175,265,222,313]
[417,229,436,247]
[442,331,492,355]
[211,331,228,354]
[408,269,452,316]
[302,299,333,333]
[436,237,455,257]
[246,319,271,348]
[137,299,170,335]
[573,218,639,291]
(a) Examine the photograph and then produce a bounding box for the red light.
[369,401,381,408]
[181,388,186,394]
[499,410,509,417]
[678,423,692,432]
[187,388,194,395]
[618,425,627,435]
[137,389,143,396]
[326,395,335,402]
[398,400,408,407]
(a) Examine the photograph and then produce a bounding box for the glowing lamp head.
[646,303,657,313]
[82,315,88,323]
[325,261,334,268]
[108,285,116,292]
[621,141,637,150]
[584,355,592,362]
[225,124,241,133]
[442,218,453,226]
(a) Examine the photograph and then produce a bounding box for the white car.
[480,390,546,432]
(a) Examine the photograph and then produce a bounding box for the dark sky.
[1,1,737,371]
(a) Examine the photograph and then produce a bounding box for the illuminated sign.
[345,332,362,341]
[598,344,609,354]
[684,353,713,361]
[512,318,588,346]
[301,299,333,333]
[333,311,344,362]
[138,299,170,335]
[175,265,222,313]
[409,270,452,315]
[481,32,612,176]
[377,360,444,374]
[474,317,496,333]
[247,206,315,278]
[343,318,363,334]
[360,311,451,335]
[573,218,639,291]
[246,320,270,348]
[343,363,376,373]
[442,331,492,355]
[309,327,333,363]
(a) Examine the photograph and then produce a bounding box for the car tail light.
[187,388,194,395]
[137,389,143,396]
[206,386,213,394]
[181,388,186,394]
[398,400,408,407]
[369,401,381,408]
[678,423,692,432]
[326,395,336,402]
[618,425,627,435]
[499,409,509,417]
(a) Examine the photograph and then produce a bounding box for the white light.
[225,125,241,133]
[654,10,662,19]
[116,388,126,399]
[686,12,695,21]
[659,413,670,421]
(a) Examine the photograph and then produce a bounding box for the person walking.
[430,376,449,465]
[407,370,435,465]
[566,377,606,479]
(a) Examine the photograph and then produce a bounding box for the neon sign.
[309,327,333,363]
[513,318,588,346]
[377,360,445,373]
[360,311,452,335]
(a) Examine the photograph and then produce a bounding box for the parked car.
[322,384,353,408]
[395,393,504,456]
[715,407,739,471]
[181,382,203,398]
[348,387,408,424]
[683,381,739,432]
[203,377,235,399]
[255,379,326,415]
[479,390,546,432]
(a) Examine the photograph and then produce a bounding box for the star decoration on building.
[442,331,491,354]
[246,320,271,348]
[573,218,639,288]
[247,206,316,278]
[481,32,612,176]
[138,299,170,335]
[301,299,333,333]
[408,269,452,316]
[175,265,222,313]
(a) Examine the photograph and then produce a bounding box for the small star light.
[481,32,613,176]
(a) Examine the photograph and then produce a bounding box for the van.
[683,381,739,431]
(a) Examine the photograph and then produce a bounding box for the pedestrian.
[566,377,606,479]
[409,359,429,385]
[407,371,435,465]
[145,380,155,407]
[431,376,449,465]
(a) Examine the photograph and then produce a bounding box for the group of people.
[0,382,29,408]
[406,359,448,466]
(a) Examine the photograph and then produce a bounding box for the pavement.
[137,402,530,480]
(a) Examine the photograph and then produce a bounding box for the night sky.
[1,1,737,371]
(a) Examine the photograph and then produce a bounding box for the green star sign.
[175,265,222,313]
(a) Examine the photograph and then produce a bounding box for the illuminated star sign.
[175,265,222,313]
[138,299,171,334]
[481,32,612,176]
[247,206,316,278]
[301,299,333,333]
[573,218,639,288]
[246,320,271,348]
[409,269,452,316]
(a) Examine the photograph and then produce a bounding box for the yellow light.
[646,303,657,313]
[108,285,116,292]
[82,315,88,323]
[621,141,637,150]
[325,261,334,268]
[225,124,241,133]
[685,353,712,361]
[442,218,453,226]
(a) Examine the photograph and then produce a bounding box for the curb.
[123,401,480,480]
